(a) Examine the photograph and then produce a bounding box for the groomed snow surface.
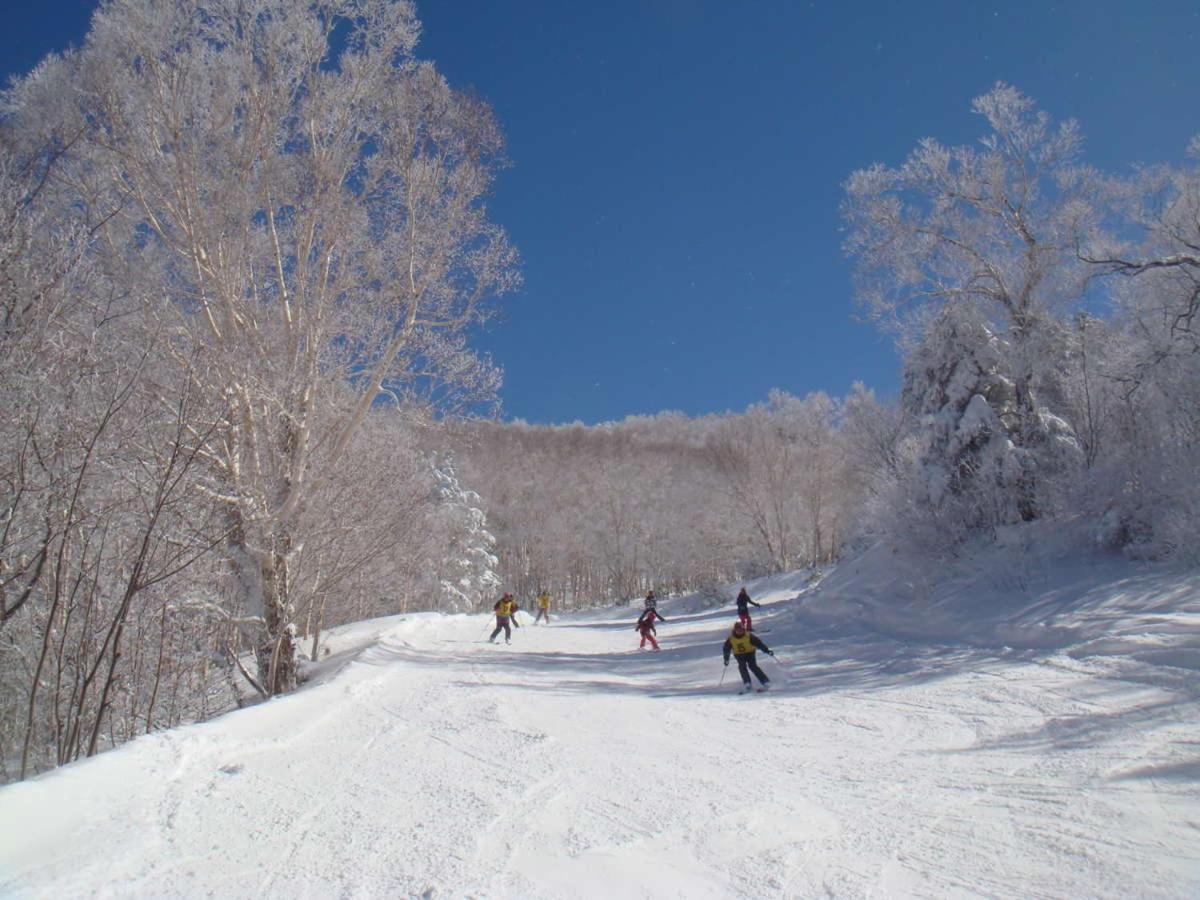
[2,548,1198,899]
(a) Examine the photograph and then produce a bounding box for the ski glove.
[767,651,775,656]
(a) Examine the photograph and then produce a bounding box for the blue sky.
[4,2,1197,424]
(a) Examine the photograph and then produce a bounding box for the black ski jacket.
[735,590,760,611]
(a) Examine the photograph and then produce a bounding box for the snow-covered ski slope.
[2,551,1198,899]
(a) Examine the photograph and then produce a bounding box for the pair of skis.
[722,668,770,694]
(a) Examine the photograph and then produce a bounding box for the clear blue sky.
[4,2,1197,424]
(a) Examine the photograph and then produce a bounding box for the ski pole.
[719,665,728,687]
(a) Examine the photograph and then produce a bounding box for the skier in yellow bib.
[534,591,551,624]
[722,620,774,693]
[489,593,521,644]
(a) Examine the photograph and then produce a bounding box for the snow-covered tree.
[0,113,232,779]
[839,383,909,510]
[1079,139,1200,558]
[704,391,847,571]
[4,0,520,693]
[902,306,1029,536]
[429,454,500,612]
[843,83,1093,526]
[706,401,800,574]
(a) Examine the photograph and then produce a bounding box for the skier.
[643,589,657,610]
[635,606,666,650]
[534,590,551,624]
[734,586,761,631]
[722,620,773,693]
[489,593,520,644]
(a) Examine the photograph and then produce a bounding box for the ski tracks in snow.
[1,603,1197,899]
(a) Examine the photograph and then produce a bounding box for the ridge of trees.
[448,388,866,607]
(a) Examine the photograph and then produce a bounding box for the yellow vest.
[729,632,755,655]
[497,599,516,616]
[537,594,550,609]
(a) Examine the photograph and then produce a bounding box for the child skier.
[722,620,773,693]
[490,593,520,644]
[534,590,551,624]
[635,606,666,650]
[734,586,761,631]
[643,589,657,610]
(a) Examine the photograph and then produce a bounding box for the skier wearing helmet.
[722,620,773,693]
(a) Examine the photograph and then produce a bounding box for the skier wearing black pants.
[490,593,520,644]
[722,621,773,693]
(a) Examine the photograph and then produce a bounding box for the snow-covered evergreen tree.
[429,454,501,612]
[902,307,1021,530]
[898,305,1081,544]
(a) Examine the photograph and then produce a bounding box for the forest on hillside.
[2,0,1197,781]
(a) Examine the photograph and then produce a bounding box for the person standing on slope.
[643,589,657,611]
[723,620,773,693]
[534,590,551,624]
[734,586,761,631]
[636,606,666,650]
[490,593,520,644]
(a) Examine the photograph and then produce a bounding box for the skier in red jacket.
[635,606,666,650]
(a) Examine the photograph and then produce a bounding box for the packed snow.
[1,549,1198,899]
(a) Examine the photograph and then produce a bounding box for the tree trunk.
[1013,377,1040,522]
[256,541,298,695]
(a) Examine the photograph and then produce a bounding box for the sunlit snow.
[2,553,1197,898]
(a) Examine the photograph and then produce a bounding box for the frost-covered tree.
[843,83,1093,524]
[785,392,847,564]
[4,0,519,693]
[704,391,844,571]
[1085,138,1200,364]
[429,454,500,612]
[706,401,798,574]
[901,306,1027,536]
[284,408,444,660]
[0,120,228,778]
[839,383,908,502]
[1079,139,1200,557]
